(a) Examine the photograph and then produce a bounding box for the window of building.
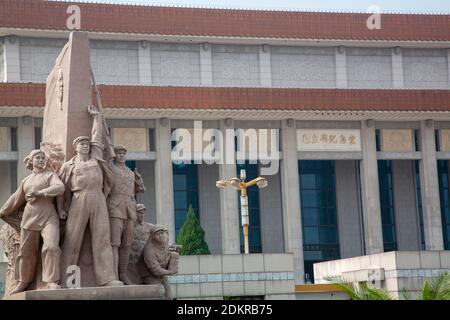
[34,126,42,149]
[299,160,340,283]
[173,163,200,238]
[377,160,397,252]
[437,160,450,250]
[236,162,262,253]
[414,160,426,250]
[435,129,441,152]
[10,127,17,151]
[125,160,136,171]
[375,129,381,151]
[414,129,421,152]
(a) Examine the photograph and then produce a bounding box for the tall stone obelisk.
[42,31,92,165]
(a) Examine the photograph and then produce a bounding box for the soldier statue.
[129,204,179,299]
[107,144,145,285]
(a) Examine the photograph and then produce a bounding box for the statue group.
[0,32,178,299]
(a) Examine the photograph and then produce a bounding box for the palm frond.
[360,282,394,300]
[427,272,450,300]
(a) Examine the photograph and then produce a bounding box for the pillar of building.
[392,47,404,89]
[280,119,304,284]
[3,36,21,82]
[259,44,272,87]
[17,116,35,182]
[154,118,175,243]
[138,41,152,85]
[335,46,347,88]
[218,118,240,254]
[359,120,384,254]
[200,43,213,86]
[419,120,444,250]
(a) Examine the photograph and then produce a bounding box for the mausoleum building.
[1,0,450,288]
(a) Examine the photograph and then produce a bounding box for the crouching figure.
[130,204,179,299]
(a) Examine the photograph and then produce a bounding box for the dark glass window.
[148,128,155,151]
[378,160,397,252]
[414,130,421,152]
[437,160,450,250]
[34,127,42,149]
[236,162,262,253]
[299,160,340,283]
[10,127,17,151]
[375,129,381,151]
[173,163,199,238]
[125,160,136,171]
[435,129,441,152]
[414,160,426,250]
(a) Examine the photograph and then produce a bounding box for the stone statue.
[0,149,65,294]
[0,223,21,295]
[129,204,179,299]
[107,144,145,285]
[57,105,123,287]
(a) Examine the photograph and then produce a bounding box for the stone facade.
[19,37,64,82]
[346,47,392,88]
[168,253,295,299]
[150,43,201,86]
[90,40,139,85]
[4,36,450,90]
[403,48,449,89]
[212,45,260,87]
[314,251,450,299]
[271,46,336,88]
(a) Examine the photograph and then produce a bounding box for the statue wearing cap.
[107,144,145,285]
[0,149,65,294]
[56,105,123,288]
[127,204,179,298]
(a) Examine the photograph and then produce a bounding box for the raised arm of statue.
[88,105,105,160]
[134,168,146,194]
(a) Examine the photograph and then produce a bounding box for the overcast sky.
[61,0,450,13]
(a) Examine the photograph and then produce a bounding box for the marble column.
[360,120,384,254]
[218,118,240,254]
[419,120,444,250]
[154,118,175,243]
[280,119,304,284]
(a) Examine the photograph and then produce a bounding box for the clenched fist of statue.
[87,104,100,117]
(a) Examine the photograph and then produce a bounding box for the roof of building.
[1,83,449,112]
[1,0,450,41]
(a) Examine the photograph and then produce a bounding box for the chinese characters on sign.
[297,129,362,152]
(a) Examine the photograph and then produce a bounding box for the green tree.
[176,205,210,255]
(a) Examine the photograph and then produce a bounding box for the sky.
[60,0,450,13]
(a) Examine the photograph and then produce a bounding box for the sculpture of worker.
[57,105,123,287]
[129,204,179,299]
[0,149,65,294]
[107,144,145,285]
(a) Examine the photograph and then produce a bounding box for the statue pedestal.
[3,284,165,300]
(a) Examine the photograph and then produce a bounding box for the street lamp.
[216,169,268,254]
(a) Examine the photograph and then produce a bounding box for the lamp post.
[216,169,268,254]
